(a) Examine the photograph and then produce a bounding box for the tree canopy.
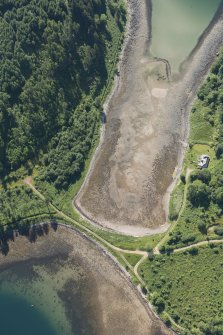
[0,0,126,188]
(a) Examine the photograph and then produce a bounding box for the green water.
[150,0,222,73]
[0,250,104,335]
[0,293,56,335]
[0,262,73,335]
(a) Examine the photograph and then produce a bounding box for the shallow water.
[0,228,172,335]
[150,0,222,73]
[0,259,74,335]
[0,248,102,335]
[0,293,56,335]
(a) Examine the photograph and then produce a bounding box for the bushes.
[188,247,198,255]
[213,187,223,207]
[214,227,223,236]
[152,292,165,313]
[198,222,207,235]
[182,235,196,244]
[190,169,211,184]
[215,144,223,159]
[140,246,223,334]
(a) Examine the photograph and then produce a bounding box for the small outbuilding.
[198,155,210,168]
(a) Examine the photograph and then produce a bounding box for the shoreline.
[0,222,173,335]
[74,0,223,236]
[74,0,135,203]
[162,4,223,220]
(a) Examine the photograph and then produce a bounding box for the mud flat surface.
[75,0,223,236]
[0,225,172,335]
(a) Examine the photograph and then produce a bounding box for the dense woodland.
[0,0,126,188]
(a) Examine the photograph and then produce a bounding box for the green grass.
[169,181,185,221]
[123,254,142,267]
[92,229,164,251]
[190,104,214,144]
[140,245,223,334]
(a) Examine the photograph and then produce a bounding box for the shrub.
[141,286,148,295]
[159,245,166,253]
[162,314,171,327]
[214,227,223,236]
[180,174,186,184]
[182,235,196,244]
[188,247,198,255]
[152,294,165,313]
[198,222,207,235]
[214,187,223,207]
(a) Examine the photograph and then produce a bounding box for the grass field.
[190,104,214,145]
[140,244,223,334]
[169,181,185,221]
[122,254,143,267]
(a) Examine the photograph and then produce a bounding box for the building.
[198,155,210,168]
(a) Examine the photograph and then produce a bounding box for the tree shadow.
[0,219,59,255]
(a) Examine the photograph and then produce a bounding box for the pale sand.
[151,88,168,98]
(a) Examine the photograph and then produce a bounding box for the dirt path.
[75,0,223,236]
[173,239,223,253]
[24,179,177,333]
[24,177,223,333]
[24,178,147,257]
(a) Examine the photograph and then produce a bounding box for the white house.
[198,155,210,168]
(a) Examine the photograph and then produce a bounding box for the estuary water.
[0,257,74,335]
[0,226,172,335]
[150,0,222,73]
[0,293,56,335]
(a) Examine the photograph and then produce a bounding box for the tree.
[187,181,211,207]
[198,222,207,235]
[214,187,223,207]
[190,169,211,184]
[215,144,223,159]
[152,292,165,313]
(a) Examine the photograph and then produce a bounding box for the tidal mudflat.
[75,0,223,236]
[0,225,172,335]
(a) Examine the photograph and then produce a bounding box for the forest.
[0,0,126,189]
